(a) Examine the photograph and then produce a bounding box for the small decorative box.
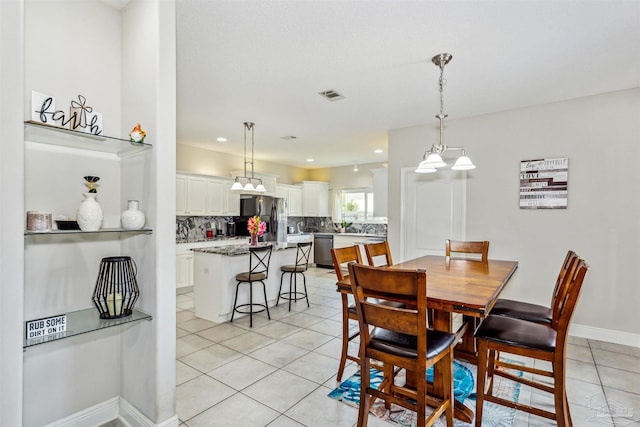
[26,211,52,232]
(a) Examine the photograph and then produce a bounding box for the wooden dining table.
[336,255,518,422]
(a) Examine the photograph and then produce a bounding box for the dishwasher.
[313,234,334,268]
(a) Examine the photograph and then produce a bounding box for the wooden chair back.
[348,263,426,341]
[551,257,588,336]
[331,245,362,281]
[445,239,489,262]
[364,240,393,267]
[550,250,577,306]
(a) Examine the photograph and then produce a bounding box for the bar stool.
[230,245,273,328]
[276,241,312,311]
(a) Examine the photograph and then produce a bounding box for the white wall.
[177,143,309,184]
[0,1,25,425]
[389,88,640,344]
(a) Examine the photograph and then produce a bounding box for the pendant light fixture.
[231,122,266,192]
[415,53,475,174]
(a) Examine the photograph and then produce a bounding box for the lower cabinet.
[176,253,194,288]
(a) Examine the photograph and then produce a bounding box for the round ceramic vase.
[77,192,103,231]
[121,200,146,230]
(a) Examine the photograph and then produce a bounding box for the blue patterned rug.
[328,359,522,426]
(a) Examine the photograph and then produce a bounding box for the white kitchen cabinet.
[205,179,224,215]
[276,184,303,216]
[176,253,193,288]
[371,167,388,217]
[223,181,240,215]
[302,181,329,217]
[176,173,206,215]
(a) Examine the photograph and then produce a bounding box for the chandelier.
[230,122,266,192]
[415,53,475,173]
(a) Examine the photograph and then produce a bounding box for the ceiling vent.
[318,89,345,101]
[281,136,298,141]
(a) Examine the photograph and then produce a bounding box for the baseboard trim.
[43,397,179,427]
[120,398,179,427]
[571,323,640,348]
[43,397,119,427]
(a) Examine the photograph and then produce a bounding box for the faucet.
[297,221,304,233]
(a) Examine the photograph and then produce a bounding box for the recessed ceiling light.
[306,158,314,163]
[216,137,227,142]
[374,149,383,154]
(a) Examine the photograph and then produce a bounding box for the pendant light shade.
[415,53,476,173]
[243,182,255,191]
[231,179,243,191]
[255,183,266,192]
[452,155,476,171]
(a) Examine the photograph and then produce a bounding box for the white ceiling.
[176,0,640,169]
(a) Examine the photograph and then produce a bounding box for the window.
[341,188,384,222]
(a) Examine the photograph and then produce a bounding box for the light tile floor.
[175,267,640,427]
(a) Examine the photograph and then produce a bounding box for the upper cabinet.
[177,173,239,216]
[176,174,206,216]
[276,184,303,216]
[371,168,388,217]
[302,181,329,217]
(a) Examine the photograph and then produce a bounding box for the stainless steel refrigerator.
[238,195,287,243]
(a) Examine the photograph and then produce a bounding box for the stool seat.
[235,271,267,282]
[277,242,312,311]
[280,265,307,273]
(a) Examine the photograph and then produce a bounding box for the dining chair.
[474,256,588,427]
[445,239,489,262]
[230,245,273,328]
[276,241,312,311]
[490,250,577,324]
[348,262,456,427]
[331,245,364,381]
[364,240,393,267]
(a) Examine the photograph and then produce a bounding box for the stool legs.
[277,270,309,311]
[230,280,270,328]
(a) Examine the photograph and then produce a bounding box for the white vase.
[77,192,103,231]
[121,200,146,230]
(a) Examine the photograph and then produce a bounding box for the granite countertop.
[192,242,297,256]
[177,236,246,244]
[312,232,386,238]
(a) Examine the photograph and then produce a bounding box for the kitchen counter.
[301,232,386,238]
[192,242,296,256]
[176,236,245,244]
[192,243,302,323]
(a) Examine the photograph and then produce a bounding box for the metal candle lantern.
[92,256,140,319]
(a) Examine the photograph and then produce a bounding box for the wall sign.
[25,314,67,340]
[520,157,568,209]
[31,91,103,135]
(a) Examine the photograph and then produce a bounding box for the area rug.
[328,359,523,427]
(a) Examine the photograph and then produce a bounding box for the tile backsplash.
[177,216,387,242]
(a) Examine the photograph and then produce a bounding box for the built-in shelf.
[24,120,152,155]
[25,228,153,236]
[23,308,152,349]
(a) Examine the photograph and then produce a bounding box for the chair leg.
[276,271,286,306]
[261,280,270,320]
[554,356,570,427]
[358,357,371,427]
[302,272,310,307]
[442,350,454,427]
[337,294,351,381]
[288,271,294,311]
[230,281,241,323]
[475,340,488,427]
[249,280,253,328]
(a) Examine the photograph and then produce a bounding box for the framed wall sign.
[520,157,568,209]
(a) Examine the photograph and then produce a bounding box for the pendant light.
[416,53,475,173]
[231,122,266,192]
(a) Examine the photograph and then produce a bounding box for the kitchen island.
[192,242,299,323]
